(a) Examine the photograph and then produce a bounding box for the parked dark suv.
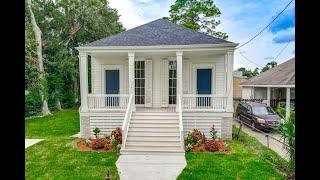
[235,101,283,131]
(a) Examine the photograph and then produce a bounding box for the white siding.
[183,112,222,138]
[89,112,125,137]
[91,56,128,95]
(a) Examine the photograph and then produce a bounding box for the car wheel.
[251,121,256,130]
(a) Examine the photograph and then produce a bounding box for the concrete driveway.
[233,120,289,160]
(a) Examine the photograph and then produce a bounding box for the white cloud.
[109,0,174,29]
[109,0,295,70]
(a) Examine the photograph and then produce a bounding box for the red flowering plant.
[210,124,218,139]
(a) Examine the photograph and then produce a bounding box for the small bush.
[25,90,42,117]
[93,127,101,138]
[186,129,205,146]
[91,138,110,150]
[111,127,122,144]
[210,124,218,139]
[204,140,224,152]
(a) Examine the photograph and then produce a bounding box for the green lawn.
[26,109,288,180]
[25,108,120,180]
[177,127,290,180]
[177,141,285,180]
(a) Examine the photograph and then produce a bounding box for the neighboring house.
[76,19,237,154]
[233,71,248,110]
[233,71,248,99]
[241,58,295,120]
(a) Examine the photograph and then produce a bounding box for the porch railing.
[182,94,227,111]
[121,94,134,150]
[87,94,130,110]
[177,94,184,151]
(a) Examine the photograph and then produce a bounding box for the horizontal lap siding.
[183,112,222,138]
[89,113,125,137]
[91,56,128,94]
[187,55,225,96]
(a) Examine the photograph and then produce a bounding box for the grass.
[26,109,289,179]
[177,140,285,180]
[25,109,80,138]
[177,126,290,180]
[25,108,120,180]
[232,125,293,174]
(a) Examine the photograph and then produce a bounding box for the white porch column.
[176,51,183,111]
[267,87,271,106]
[226,50,234,112]
[79,52,88,112]
[128,52,136,111]
[286,87,291,120]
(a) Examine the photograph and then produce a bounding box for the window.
[135,61,145,104]
[252,106,276,115]
[169,61,177,104]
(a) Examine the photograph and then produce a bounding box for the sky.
[108,0,295,70]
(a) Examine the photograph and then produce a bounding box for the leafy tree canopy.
[164,0,228,39]
[261,61,277,73]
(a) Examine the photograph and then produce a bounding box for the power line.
[274,40,292,61]
[236,0,294,49]
[238,51,264,68]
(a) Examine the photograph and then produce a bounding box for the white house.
[241,58,295,120]
[76,19,238,154]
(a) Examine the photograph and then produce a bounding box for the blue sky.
[109,0,295,70]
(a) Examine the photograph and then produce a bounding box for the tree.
[25,0,125,115]
[26,0,52,116]
[236,67,260,78]
[261,61,277,73]
[164,0,228,39]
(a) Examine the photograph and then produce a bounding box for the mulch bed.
[188,139,232,153]
[76,138,117,152]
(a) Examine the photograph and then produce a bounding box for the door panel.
[106,70,119,106]
[197,69,212,106]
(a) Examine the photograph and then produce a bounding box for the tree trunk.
[27,0,51,116]
[56,98,62,111]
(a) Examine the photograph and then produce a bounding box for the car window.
[252,106,276,115]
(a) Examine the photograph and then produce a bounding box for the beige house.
[233,71,248,99]
[76,19,238,155]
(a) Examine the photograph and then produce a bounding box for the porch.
[78,49,234,113]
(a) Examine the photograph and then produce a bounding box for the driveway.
[233,120,289,160]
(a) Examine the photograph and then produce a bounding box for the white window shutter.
[161,59,169,107]
[145,59,153,107]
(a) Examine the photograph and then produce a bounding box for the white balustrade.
[182,94,227,111]
[87,94,130,110]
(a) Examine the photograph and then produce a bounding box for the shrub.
[204,140,224,152]
[111,127,122,144]
[277,117,295,169]
[210,124,218,139]
[186,129,205,145]
[91,138,110,150]
[111,137,120,151]
[25,90,42,117]
[93,127,100,138]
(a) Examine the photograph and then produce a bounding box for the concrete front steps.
[121,112,185,155]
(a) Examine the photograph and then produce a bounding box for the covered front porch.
[78,48,234,113]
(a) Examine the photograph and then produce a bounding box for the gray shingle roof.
[241,58,295,86]
[82,19,236,47]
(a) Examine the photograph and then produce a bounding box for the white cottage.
[76,19,238,154]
